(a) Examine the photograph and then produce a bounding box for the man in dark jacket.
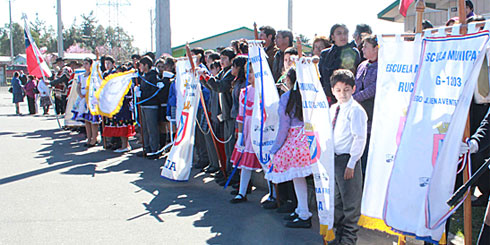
[259,25,279,70]
[272,30,293,82]
[138,56,162,159]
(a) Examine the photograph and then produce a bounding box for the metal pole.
[150,9,154,52]
[56,0,64,58]
[9,0,14,64]
[288,0,293,31]
[155,0,171,58]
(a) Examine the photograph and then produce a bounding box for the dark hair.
[220,48,236,61]
[466,0,473,11]
[105,55,115,64]
[277,30,293,47]
[131,54,141,60]
[284,47,298,56]
[231,55,248,90]
[467,15,486,23]
[210,60,221,70]
[13,71,19,77]
[28,75,35,80]
[155,58,165,66]
[208,53,220,62]
[83,57,93,65]
[285,68,303,121]
[143,52,155,62]
[362,34,378,47]
[329,24,348,45]
[330,69,355,88]
[354,24,372,37]
[259,25,276,42]
[116,65,128,73]
[313,36,331,50]
[163,56,176,74]
[139,56,153,68]
[191,47,206,65]
[422,19,434,30]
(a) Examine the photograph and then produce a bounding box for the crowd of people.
[8,1,490,243]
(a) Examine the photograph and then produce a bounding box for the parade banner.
[161,71,202,181]
[95,70,137,117]
[295,57,335,241]
[175,57,197,125]
[384,31,490,243]
[248,40,280,166]
[87,61,103,115]
[359,35,422,233]
[64,69,85,127]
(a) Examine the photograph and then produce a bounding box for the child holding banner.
[329,69,367,245]
[229,62,261,204]
[266,67,314,228]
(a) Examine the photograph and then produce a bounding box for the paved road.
[0,88,417,244]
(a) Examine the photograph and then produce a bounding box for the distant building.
[378,0,490,32]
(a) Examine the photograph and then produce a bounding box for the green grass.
[448,204,486,244]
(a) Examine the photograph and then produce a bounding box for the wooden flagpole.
[457,1,473,244]
[185,44,227,178]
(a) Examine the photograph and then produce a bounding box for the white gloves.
[459,139,479,156]
[236,132,244,150]
[134,86,141,98]
[156,82,164,89]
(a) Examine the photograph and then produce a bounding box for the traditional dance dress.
[102,87,136,138]
[265,91,313,184]
[71,72,101,124]
[230,85,261,170]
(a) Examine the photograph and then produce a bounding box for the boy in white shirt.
[329,69,367,245]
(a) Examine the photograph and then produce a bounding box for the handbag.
[8,87,12,93]
[33,87,40,94]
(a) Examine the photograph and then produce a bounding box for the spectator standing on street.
[11,72,24,115]
[24,75,38,115]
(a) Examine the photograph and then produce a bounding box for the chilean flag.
[24,19,52,79]
[399,0,414,17]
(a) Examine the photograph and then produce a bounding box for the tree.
[80,11,97,49]
[0,22,25,56]
[298,34,311,46]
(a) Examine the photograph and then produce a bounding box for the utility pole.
[288,0,293,31]
[150,9,154,52]
[9,0,14,63]
[57,0,64,58]
[155,0,171,58]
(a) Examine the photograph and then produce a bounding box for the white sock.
[293,177,312,220]
[239,169,252,197]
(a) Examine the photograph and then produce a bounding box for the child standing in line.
[266,67,315,228]
[329,69,367,245]
[229,63,261,204]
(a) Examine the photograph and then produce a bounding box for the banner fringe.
[358,215,401,236]
[319,224,335,242]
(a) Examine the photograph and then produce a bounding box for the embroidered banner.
[248,40,280,167]
[87,61,103,115]
[175,57,197,125]
[161,70,202,181]
[295,57,335,239]
[64,69,85,127]
[359,35,422,231]
[95,70,137,117]
[384,31,490,243]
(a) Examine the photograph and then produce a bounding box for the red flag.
[399,0,414,17]
[24,19,52,79]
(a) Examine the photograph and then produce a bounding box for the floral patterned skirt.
[265,127,313,184]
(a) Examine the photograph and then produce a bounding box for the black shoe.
[285,217,312,228]
[230,194,247,204]
[205,166,219,173]
[230,187,252,195]
[213,171,224,179]
[276,201,296,213]
[147,153,161,160]
[136,151,147,158]
[284,212,299,221]
[261,199,278,209]
[193,162,208,169]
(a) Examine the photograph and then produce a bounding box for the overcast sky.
[1,0,404,53]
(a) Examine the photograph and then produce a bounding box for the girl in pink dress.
[229,65,261,203]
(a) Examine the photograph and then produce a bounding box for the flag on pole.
[87,61,103,115]
[23,16,52,79]
[248,40,280,166]
[384,31,490,243]
[295,57,336,242]
[399,0,414,17]
[95,70,137,117]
